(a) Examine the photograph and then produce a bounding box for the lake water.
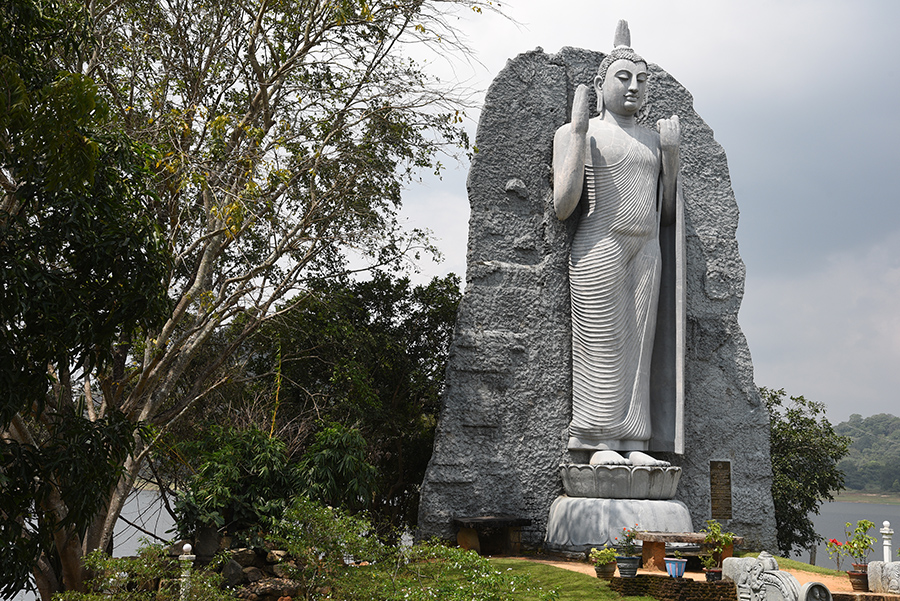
[12,490,176,601]
[790,501,900,567]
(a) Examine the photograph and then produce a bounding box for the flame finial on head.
[595,20,644,88]
[613,20,631,49]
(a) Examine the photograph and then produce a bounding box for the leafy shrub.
[265,496,388,597]
[265,498,558,600]
[173,425,299,544]
[297,422,378,512]
[52,544,232,601]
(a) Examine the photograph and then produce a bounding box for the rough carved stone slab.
[417,44,776,551]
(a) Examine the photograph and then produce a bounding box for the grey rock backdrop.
[418,47,777,551]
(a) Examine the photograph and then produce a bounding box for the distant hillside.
[834,413,900,493]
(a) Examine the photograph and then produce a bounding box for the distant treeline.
[834,413,900,492]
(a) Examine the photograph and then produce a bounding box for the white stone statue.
[553,21,683,464]
[724,553,830,601]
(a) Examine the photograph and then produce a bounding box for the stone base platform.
[544,496,692,553]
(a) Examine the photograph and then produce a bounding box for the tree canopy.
[835,413,900,492]
[152,272,461,538]
[763,387,850,557]
[1,0,172,595]
[1,0,490,596]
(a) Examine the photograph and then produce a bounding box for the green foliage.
[1,0,171,422]
[1,411,136,596]
[699,519,735,569]
[763,387,851,557]
[589,545,617,565]
[266,496,389,597]
[2,1,171,591]
[172,425,301,544]
[52,544,233,601]
[701,519,735,551]
[189,271,461,531]
[843,519,876,562]
[264,498,564,600]
[55,501,588,601]
[835,413,900,492]
[170,420,381,544]
[298,422,378,512]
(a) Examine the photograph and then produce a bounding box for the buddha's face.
[595,58,648,116]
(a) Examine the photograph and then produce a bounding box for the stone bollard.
[179,543,195,601]
[882,521,894,563]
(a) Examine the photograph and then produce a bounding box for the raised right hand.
[572,84,590,134]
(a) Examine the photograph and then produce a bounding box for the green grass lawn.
[325,551,658,600]
[490,558,656,601]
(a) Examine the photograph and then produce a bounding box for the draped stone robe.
[567,129,668,452]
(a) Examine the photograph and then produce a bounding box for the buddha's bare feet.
[626,451,670,467]
[589,450,629,465]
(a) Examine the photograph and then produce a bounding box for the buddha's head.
[594,21,648,117]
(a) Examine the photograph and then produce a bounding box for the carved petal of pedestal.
[559,464,681,499]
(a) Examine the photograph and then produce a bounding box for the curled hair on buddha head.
[595,20,647,112]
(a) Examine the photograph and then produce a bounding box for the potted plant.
[664,549,687,578]
[845,519,876,572]
[590,545,618,579]
[614,524,642,578]
[700,519,735,581]
[845,519,875,592]
[700,551,721,581]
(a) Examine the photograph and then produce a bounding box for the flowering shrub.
[825,519,876,571]
[615,524,640,556]
[589,545,617,565]
[826,538,845,571]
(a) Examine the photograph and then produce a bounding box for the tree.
[3,0,492,597]
[253,272,461,529]
[1,0,171,596]
[151,272,461,534]
[835,413,900,492]
[762,387,851,557]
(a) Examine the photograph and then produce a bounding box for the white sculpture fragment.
[723,552,831,601]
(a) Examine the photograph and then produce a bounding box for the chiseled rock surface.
[868,561,900,594]
[417,46,776,551]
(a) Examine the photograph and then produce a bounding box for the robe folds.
[567,132,684,454]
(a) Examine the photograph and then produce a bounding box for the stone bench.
[634,531,744,571]
[453,515,532,555]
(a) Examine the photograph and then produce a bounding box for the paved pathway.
[519,557,854,593]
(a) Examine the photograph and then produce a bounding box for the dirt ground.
[519,557,855,593]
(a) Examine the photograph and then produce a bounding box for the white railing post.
[881,521,893,563]
[179,543,195,601]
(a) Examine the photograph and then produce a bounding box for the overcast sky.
[397,0,900,424]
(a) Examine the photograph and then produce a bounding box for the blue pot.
[665,557,687,578]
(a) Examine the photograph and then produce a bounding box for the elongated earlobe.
[594,75,604,114]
